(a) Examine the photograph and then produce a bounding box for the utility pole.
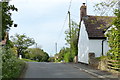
[68,11,72,54]
[55,42,57,54]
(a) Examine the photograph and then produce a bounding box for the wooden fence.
[107,59,120,72]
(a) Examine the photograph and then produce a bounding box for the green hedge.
[2,48,26,79]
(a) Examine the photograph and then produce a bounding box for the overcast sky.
[9,0,103,56]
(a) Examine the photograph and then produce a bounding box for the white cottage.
[78,3,114,64]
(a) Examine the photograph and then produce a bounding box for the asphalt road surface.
[23,62,97,78]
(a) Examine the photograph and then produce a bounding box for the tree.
[0,2,18,41]
[25,48,49,62]
[11,34,35,58]
[106,10,120,56]
[65,20,79,57]
[94,0,118,16]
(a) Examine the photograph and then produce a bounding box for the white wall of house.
[89,39,102,57]
[89,40,102,57]
[89,40,109,57]
[78,21,110,64]
[78,21,89,64]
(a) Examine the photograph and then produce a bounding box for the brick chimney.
[80,3,87,21]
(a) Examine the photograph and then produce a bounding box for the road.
[23,62,96,78]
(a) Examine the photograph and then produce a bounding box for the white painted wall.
[78,21,89,64]
[89,40,102,57]
[89,39,110,57]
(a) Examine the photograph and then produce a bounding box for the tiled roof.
[83,15,114,39]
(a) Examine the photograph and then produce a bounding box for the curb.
[73,65,105,78]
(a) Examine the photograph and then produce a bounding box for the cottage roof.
[83,15,114,39]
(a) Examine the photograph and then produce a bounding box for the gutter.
[102,39,106,56]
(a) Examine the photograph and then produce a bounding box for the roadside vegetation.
[48,57,55,62]
[2,48,26,79]
[55,21,79,62]
[1,2,27,79]
[21,58,38,62]
[23,48,49,62]
[94,0,120,72]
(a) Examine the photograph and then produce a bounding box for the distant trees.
[55,47,72,62]
[24,48,49,62]
[10,34,35,58]
[48,57,55,62]
[10,34,49,62]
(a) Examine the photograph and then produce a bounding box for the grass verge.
[21,58,38,62]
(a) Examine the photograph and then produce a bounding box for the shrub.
[2,48,26,79]
[96,56,108,60]
[48,57,55,62]
[64,52,73,62]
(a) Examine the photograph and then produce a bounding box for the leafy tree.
[10,34,35,58]
[94,0,118,16]
[0,2,18,41]
[64,20,79,61]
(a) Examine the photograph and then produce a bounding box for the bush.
[96,56,108,60]
[56,47,75,63]
[48,57,55,62]
[64,52,73,62]
[2,48,26,79]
